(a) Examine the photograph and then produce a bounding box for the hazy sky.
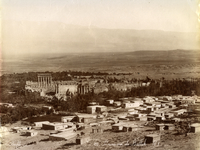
[1,0,200,56]
[2,0,199,31]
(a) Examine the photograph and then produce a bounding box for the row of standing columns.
[55,84,89,95]
[78,85,89,94]
[38,76,52,87]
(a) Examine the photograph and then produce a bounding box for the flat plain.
[2,50,200,79]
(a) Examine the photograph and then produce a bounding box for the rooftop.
[191,123,200,127]
[145,134,160,137]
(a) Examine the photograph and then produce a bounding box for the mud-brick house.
[49,131,76,141]
[106,99,114,105]
[145,134,160,144]
[155,124,165,130]
[112,123,125,132]
[171,117,181,123]
[34,121,50,127]
[87,105,98,114]
[61,116,75,123]
[190,123,200,133]
[96,106,107,113]
[76,136,91,145]
[26,131,38,136]
[135,116,147,121]
[156,116,165,122]
[147,116,155,121]
[113,101,121,107]
[165,113,174,119]
[123,124,138,132]
[164,124,175,130]
[76,113,96,123]
[92,126,103,133]
[42,123,68,130]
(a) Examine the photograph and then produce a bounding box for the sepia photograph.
[1,0,200,149]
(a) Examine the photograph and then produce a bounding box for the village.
[1,94,200,149]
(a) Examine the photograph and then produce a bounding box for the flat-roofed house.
[165,113,174,118]
[61,116,75,123]
[145,134,160,144]
[106,99,114,105]
[147,116,155,121]
[34,121,50,127]
[83,117,96,124]
[92,126,103,133]
[96,106,107,113]
[42,123,68,130]
[76,113,96,123]
[76,136,91,145]
[181,98,196,104]
[123,124,138,132]
[126,115,136,121]
[171,117,181,123]
[164,124,175,130]
[156,124,165,130]
[113,101,121,107]
[171,109,187,116]
[87,105,98,114]
[135,116,147,121]
[147,107,154,113]
[112,123,125,132]
[26,131,38,136]
[127,110,138,115]
[190,123,200,133]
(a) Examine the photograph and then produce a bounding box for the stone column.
[55,84,57,93]
[49,77,50,86]
[44,77,46,87]
[42,77,44,87]
[82,86,85,94]
[49,76,51,85]
[39,77,41,87]
[40,77,42,87]
[45,77,47,87]
[38,76,40,87]
[77,86,79,94]
[85,86,87,94]
[80,85,82,94]
[47,77,49,86]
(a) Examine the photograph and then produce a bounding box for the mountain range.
[2,20,199,55]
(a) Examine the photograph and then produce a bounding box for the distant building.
[61,116,75,123]
[190,123,200,133]
[122,102,139,109]
[87,105,98,114]
[26,131,38,136]
[96,106,107,113]
[113,101,122,107]
[42,123,69,130]
[34,121,50,127]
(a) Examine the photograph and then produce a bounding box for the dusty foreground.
[1,122,200,150]
[59,131,200,150]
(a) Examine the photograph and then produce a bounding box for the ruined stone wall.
[58,84,78,95]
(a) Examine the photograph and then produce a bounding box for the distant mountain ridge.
[2,20,199,55]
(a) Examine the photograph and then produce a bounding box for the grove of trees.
[0,105,53,125]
